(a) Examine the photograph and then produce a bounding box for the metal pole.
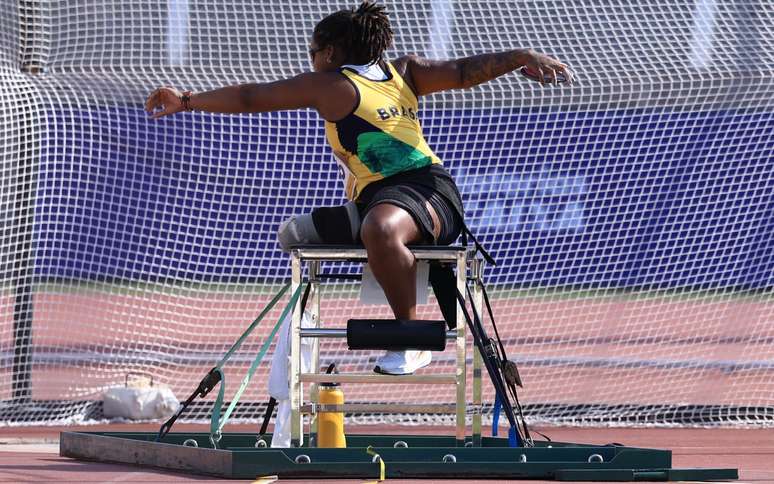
[11,3,42,399]
[290,251,303,447]
[9,131,36,403]
[299,328,459,339]
[471,258,484,446]
[454,250,467,445]
[18,0,45,73]
[308,260,320,446]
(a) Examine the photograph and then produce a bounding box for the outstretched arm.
[145,72,354,119]
[398,49,572,97]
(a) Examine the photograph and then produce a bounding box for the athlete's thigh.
[425,200,442,241]
[360,202,425,246]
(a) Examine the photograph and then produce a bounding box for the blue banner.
[34,106,774,289]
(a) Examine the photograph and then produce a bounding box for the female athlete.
[145,1,572,374]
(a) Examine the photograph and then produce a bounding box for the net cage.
[1,0,774,428]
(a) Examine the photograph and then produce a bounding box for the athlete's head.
[309,1,393,72]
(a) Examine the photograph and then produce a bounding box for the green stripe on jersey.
[357,131,432,177]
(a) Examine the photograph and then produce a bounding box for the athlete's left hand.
[521,49,574,85]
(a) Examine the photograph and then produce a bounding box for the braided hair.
[313,1,393,65]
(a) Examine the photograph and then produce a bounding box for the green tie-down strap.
[215,282,293,369]
[155,282,298,443]
[209,282,305,447]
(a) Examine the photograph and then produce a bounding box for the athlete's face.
[309,39,341,73]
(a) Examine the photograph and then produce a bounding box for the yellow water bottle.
[317,363,346,448]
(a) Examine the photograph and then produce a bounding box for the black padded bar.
[316,273,362,280]
[290,245,471,263]
[291,244,466,252]
[347,319,447,351]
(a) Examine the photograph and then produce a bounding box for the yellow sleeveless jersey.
[324,62,443,201]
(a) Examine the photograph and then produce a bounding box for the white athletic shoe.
[374,350,432,375]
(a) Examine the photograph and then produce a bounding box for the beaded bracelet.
[181,90,193,111]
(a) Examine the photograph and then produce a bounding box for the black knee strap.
[311,203,360,245]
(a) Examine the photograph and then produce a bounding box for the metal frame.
[471,257,484,446]
[58,244,739,480]
[288,245,473,447]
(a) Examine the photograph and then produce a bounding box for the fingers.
[144,90,156,113]
[145,89,164,116]
[529,51,574,86]
[555,63,574,84]
[150,107,171,119]
[540,59,564,85]
[145,87,181,119]
[537,61,573,85]
[547,67,557,85]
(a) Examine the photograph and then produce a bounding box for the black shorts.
[355,164,465,246]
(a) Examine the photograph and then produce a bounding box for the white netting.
[1,0,773,428]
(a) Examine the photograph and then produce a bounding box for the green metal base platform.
[59,431,738,481]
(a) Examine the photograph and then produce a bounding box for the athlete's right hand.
[145,87,185,119]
